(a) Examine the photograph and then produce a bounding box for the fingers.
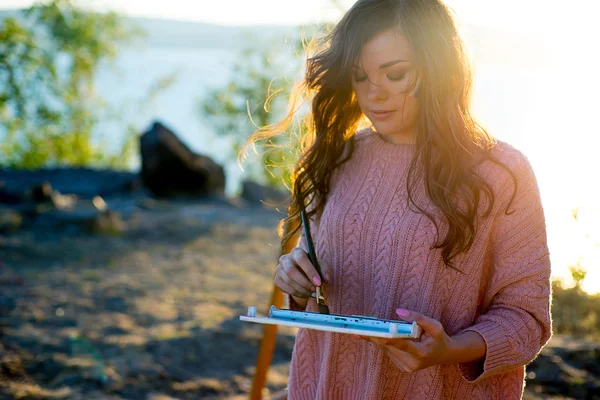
[282,266,314,296]
[275,262,313,298]
[291,248,323,286]
[274,247,318,298]
[283,254,313,287]
[353,335,389,348]
[355,335,427,362]
[396,309,444,338]
[383,338,424,357]
[275,247,334,298]
[275,278,310,298]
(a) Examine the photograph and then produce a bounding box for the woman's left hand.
[356,309,455,373]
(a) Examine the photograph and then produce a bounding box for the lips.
[371,110,396,119]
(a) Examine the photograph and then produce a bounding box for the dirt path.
[1,198,598,399]
[0,199,295,399]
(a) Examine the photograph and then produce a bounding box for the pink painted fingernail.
[312,276,321,286]
[396,309,409,317]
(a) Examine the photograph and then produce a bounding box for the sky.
[0,0,572,31]
[1,0,599,293]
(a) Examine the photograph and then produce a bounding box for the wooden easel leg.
[249,284,284,400]
[249,220,298,400]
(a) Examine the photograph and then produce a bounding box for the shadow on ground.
[0,199,294,399]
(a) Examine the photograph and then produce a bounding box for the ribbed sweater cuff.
[457,322,512,382]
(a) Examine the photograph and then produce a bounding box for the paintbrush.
[300,209,330,314]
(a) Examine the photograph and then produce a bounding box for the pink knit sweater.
[286,128,552,399]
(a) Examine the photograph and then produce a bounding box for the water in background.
[93,46,555,195]
[93,46,539,193]
[93,41,599,292]
[94,46,242,194]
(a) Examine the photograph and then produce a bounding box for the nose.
[367,79,387,102]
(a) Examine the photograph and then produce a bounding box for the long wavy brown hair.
[242,0,516,267]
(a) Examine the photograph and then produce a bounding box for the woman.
[245,0,552,398]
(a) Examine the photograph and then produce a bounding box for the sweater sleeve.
[457,151,552,383]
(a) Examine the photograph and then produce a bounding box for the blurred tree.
[569,262,588,289]
[550,207,600,340]
[199,38,305,191]
[0,0,142,169]
[199,4,340,192]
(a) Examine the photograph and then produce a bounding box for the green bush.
[0,0,140,169]
[199,40,304,192]
[551,268,600,340]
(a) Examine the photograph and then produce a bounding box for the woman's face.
[351,28,419,144]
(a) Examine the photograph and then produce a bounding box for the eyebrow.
[353,59,410,70]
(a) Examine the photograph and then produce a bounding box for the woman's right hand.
[275,247,332,298]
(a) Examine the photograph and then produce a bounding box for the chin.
[373,124,406,136]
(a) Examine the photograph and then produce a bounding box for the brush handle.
[300,209,323,279]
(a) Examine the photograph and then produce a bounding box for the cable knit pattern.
[286,128,552,399]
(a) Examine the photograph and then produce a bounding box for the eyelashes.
[388,74,407,82]
[353,73,407,83]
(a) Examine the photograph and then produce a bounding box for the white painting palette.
[240,306,422,339]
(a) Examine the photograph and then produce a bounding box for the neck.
[375,129,416,145]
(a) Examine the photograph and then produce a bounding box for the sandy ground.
[0,199,295,399]
[0,198,597,399]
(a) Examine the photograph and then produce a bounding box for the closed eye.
[388,73,406,82]
[353,73,407,83]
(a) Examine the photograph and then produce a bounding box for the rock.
[0,208,22,233]
[87,211,124,235]
[28,199,126,234]
[240,180,289,208]
[0,168,142,202]
[31,181,54,203]
[30,182,77,211]
[140,121,225,198]
[52,193,78,211]
[527,337,600,397]
[92,196,107,212]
